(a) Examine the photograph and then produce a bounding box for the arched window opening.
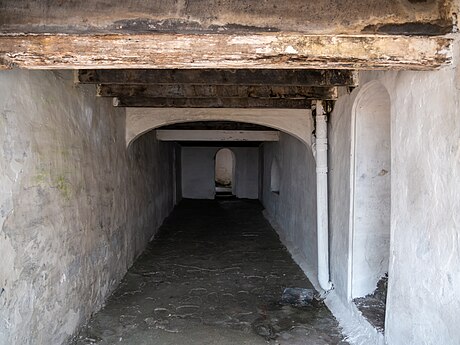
[270,158,280,194]
[215,148,235,197]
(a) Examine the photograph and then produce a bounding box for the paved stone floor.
[71,199,349,345]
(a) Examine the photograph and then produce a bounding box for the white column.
[315,100,333,292]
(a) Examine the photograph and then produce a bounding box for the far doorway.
[215,148,235,197]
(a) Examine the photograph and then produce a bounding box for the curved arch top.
[126,108,314,149]
[349,79,391,299]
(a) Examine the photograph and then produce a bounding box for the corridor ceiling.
[0,0,455,111]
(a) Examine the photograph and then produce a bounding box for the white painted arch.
[126,107,314,149]
[348,80,391,299]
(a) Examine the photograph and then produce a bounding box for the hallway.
[71,199,348,345]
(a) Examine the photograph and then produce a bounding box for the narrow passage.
[72,199,348,345]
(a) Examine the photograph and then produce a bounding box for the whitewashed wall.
[0,70,176,345]
[262,133,318,285]
[181,146,259,199]
[328,58,460,344]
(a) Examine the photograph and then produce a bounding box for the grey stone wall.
[0,70,175,345]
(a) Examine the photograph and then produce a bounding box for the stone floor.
[71,199,349,345]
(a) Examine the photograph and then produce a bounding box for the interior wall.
[181,146,259,199]
[362,66,460,345]
[328,58,460,344]
[0,70,176,345]
[262,133,318,284]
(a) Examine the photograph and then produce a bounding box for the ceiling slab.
[0,0,453,35]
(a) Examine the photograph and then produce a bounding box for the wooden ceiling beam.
[81,69,355,86]
[97,84,338,100]
[0,33,451,70]
[113,97,312,108]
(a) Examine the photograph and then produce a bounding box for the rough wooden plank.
[114,97,312,108]
[156,129,280,141]
[97,84,338,99]
[83,69,354,86]
[0,33,452,70]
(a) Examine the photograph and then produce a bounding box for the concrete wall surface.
[181,146,259,199]
[328,52,460,344]
[0,70,176,345]
[262,133,318,286]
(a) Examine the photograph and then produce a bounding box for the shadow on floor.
[71,199,349,345]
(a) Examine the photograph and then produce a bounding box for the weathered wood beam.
[83,69,354,86]
[0,33,452,70]
[156,129,280,141]
[114,97,312,108]
[97,84,338,100]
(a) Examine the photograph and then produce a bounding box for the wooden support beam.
[114,97,312,108]
[156,129,280,141]
[0,33,451,70]
[97,84,338,100]
[82,69,354,86]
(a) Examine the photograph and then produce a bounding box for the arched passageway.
[214,148,235,196]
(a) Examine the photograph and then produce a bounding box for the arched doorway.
[215,148,235,197]
[350,81,391,306]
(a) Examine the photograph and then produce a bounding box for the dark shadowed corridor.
[71,199,348,345]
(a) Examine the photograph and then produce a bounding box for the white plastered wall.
[0,70,176,345]
[262,133,319,287]
[181,146,259,199]
[327,42,460,344]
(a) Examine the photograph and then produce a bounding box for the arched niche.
[350,80,391,299]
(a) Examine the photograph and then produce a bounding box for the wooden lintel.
[0,33,452,70]
[156,129,280,141]
[84,69,354,86]
[97,84,338,100]
[114,97,312,108]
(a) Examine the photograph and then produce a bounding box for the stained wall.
[0,70,176,345]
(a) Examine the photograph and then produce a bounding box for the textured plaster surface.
[261,133,318,288]
[181,147,258,199]
[358,59,460,345]
[0,70,175,345]
[327,48,460,344]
